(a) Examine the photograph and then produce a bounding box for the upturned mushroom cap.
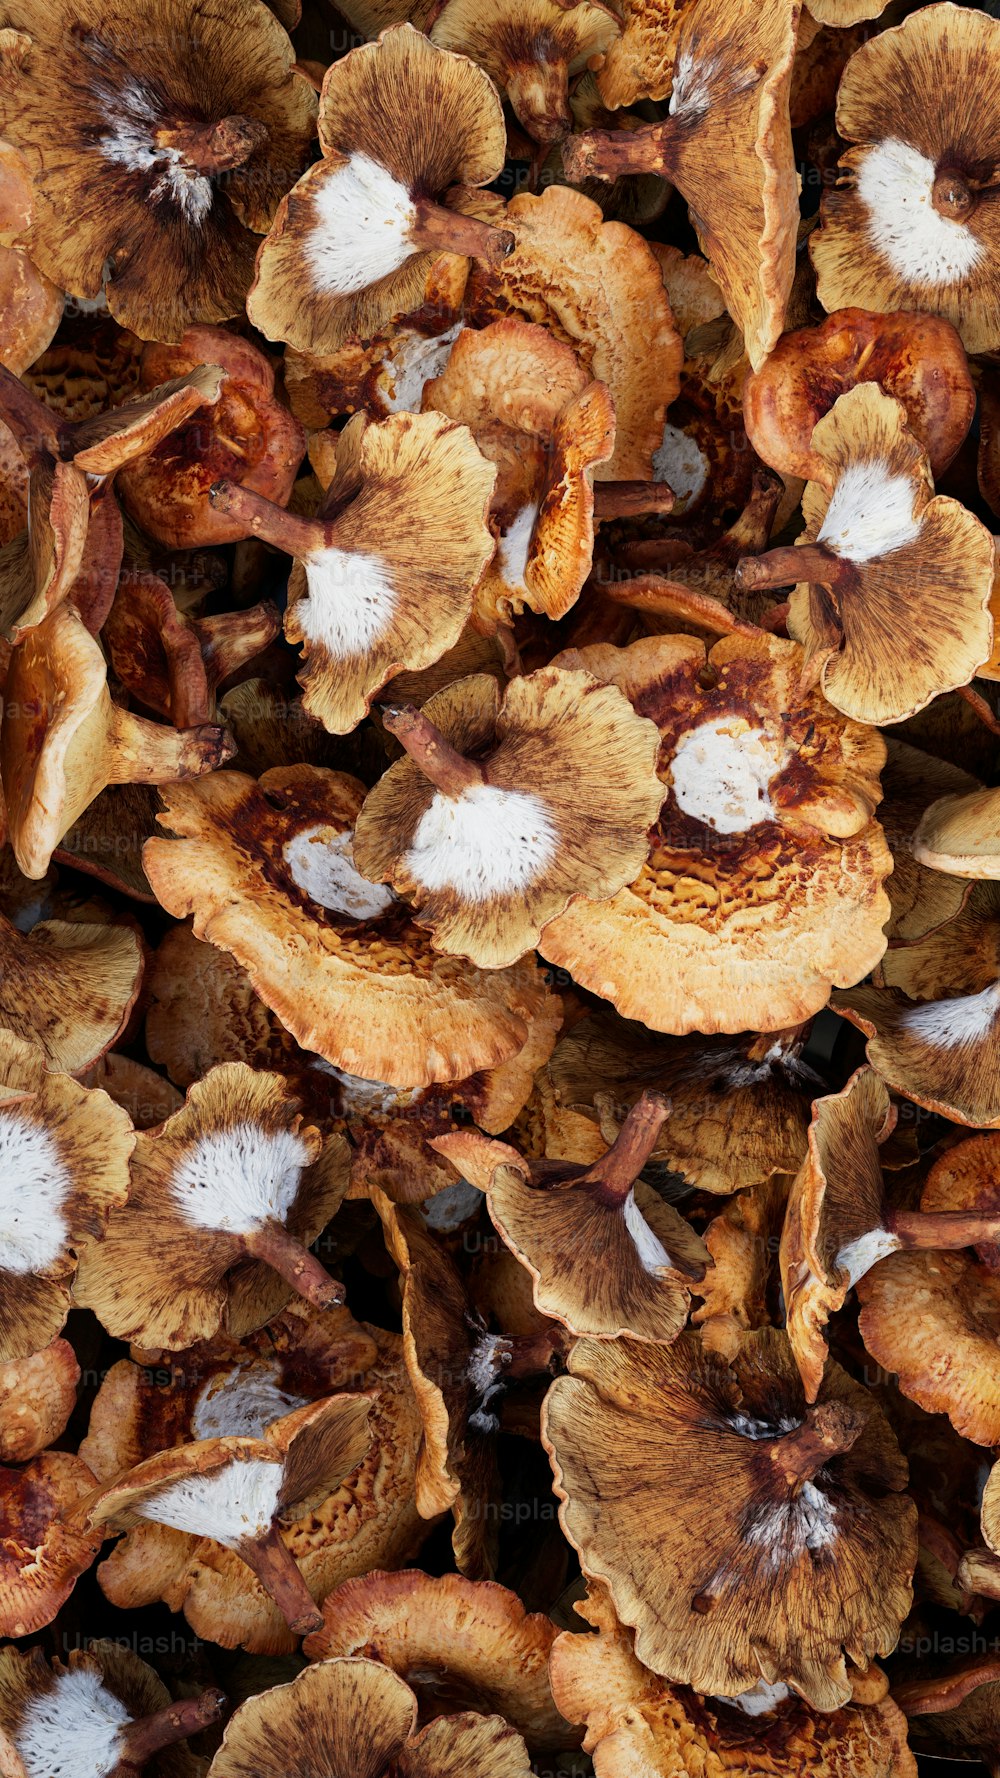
[811,5,1000,354]
[0,910,144,1072]
[0,0,317,340]
[537,631,891,1034]
[0,1028,134,1360]
[304,1569,568,1751]
[0,1339,78,1464]
[352,667,663,969]
[913,782,1000,878]
[743,308,975,483]
[0,1450,102,1637]
[593,0,687,106]
[248,25,511,357]
[142,763,551,1086]
[73,1062,349,1351]
[429,0,620,145]
[542,1327,917,1709]
[736,383,995,726]
[561,0,799,370]
[894,1652,1000,1771]
[878,739,978,940]
[465,183,681,481]
[206,1657,533,1778]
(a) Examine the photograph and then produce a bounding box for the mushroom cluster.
[2,0,1000,1772]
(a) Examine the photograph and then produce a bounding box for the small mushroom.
[0,1450,102,1637]
[429,0,620,146]
[0,909,145,1073]
[0,1339,78,1464]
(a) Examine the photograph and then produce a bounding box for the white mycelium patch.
[385,322,465,412]
[467,1331,510,1434]
[98,74,213,225]
[496,505,539,592]
[305,151,417,295]
[422,1179,485,1233]
[283,824,395,918]
[745,1481,838,1567]
[298,547,399,659]
[817,460,922,564]
[135,1455,284,1548]
[652,422,708,510]
[899,980,1000,1048]
[713,1681,792,1718]
[728,1412,800,1441]
[668,45,724,119]
[0,1113,71,1274]
[671,719,786,834]
[622,1188,672,1275]
[191,1360,309,1440]
[15,1668,131,1778]
[404,783,559,901]
[856,138,985,288]
[835,1226,901,1290]
[170,1122,312,1235]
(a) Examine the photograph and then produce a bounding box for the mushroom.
[542,1327,917,1709]
[0,1027,133,1361]
[811,5,1000,354]
[78,1052,183,1129]
[432,1094,710,1343]
[0,909,144,1073]
[877,739,978,942]
[283,316,468,430]
[0,1339,78,1464]
[351,666,663,969]
[248,25,513,357]
[116,326,306,547]
[913,782,1000,879]
[894,1654,1000,1775]
[561,0,799,369]
[734,383,995,726]
[0,1450,102,1637]
[536,631,892,1034]
[0,0,317,340]
[0,142,62,379]
[204,1657,533,1778]
[207,407,496,734]
[428,0,620,146]
[144,923,296,1090]
[593,0,687,107]
[0,1643,225,1778]
[694,1174,790,1353]
[51,783,161,906]
[73,1062,350,1351]
[103,569,280,727]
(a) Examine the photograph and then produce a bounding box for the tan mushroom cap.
[465,183,681,481]
[593,0,687,107]
[0,1028,134,1361]
[73,1062,349,1351]
[0,911,144,1072]
[542,1327,917,1710]
[248,25,511,357]
[538,631,892,1035]
[78,1052,182,1131]
[894,1652,1000,1770]
[51,781,161,905]
[430,0,620,145]
[304,1569,568,1751]
[0,1450,102,1637]
[737,383,995,726]
[142,763,551,1087]
[0,143,62,379]
[812,6,1000,354]
[694,1173,790,1352]
[145,923,297,1089]
[0,457,89,641]
[0,1339,78,1464]
[878,740,978,941]
[283,312,468,429]
[352,667,663,970]
[913,783,1000,879]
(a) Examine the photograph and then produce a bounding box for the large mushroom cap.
[0,911,145,1072]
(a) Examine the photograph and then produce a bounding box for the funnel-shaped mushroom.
[142,763,551,1086]
[562,0,799,368]
[352,667,662,968]
[811,6,1000,354]
[208,407,495,734]
[104,570,280,727]
[0,1029,133,1361]
[0,910,144,1072]
[913,782,1000,879]
[543,1327,917,1709]
[81,1394,375,1638]
[248,25,512,356]
[0,1643,225,1778]
[0,1339,78,1464]
[430,0,619,145]
[0,1450,102,1637]
[73,1063,350,1351]
[734,383,995,725]
[538,631,891,1034]
[432,1095,709,1342]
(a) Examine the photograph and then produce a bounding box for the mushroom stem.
[155,115,268,173]
[380,704,486,796]
[932,166,974,222]
[593,482,677,523]
[116,1687,227,1767]
[734,543,854,593]
[239,1526,323,1635]
[583,1091,670,1204]
[208,480,327,557]
[0,363,63,465]
[197,601,281,693]
[505,64,573,146]
[503,1326,567,1381]
[105,707,234,786]
[890,1209,1000,1251]
[561,120,676,183]
[769,1401,865,1487]
[409,197,514,266]
[241,1221,345,1311]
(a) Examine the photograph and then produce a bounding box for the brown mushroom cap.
[0,910,145,1072]
[51,781,161,905]
[894,1652,1000,1770]
[542,1327,917,1710]
[878,739,978,941]
[913,782,1000,879]
[0,1450,102,1637]
[142,762,555,1087]
[145,923,297,1089]
[593,0,687,107]
[430,0,620,146]
[0,1339,78,1464]
[352,667,663,969]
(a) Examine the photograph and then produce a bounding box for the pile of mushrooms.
[3,1,1000,1773]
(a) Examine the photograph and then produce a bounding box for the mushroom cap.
[304,1569,568,1751]
[465,183,681,481]
[0,1450,101,1637]
[352,667,663,969]
[52,782,160,905]
[894,1652,1000,1768]
[743,308,975,482]
[0,457,89,642]
[542,1327,917,1709]
[913,783,1000,879]
[694,1173,790,1351]
[429,0,620,145]
[812,5,1000,354]
[0,911,145,1072]
[142,762,554,1086]
[594,0,687,107]
[0,1339,78,1464]
[248,25,508,356]
[145,923,297,1090]
[878,740,978,941]
[538,631,892,1034]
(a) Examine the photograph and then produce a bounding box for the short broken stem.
[105,706,234,786]
[242,1221,345,1311]
[116,1688,227,1767]
[593,482,677,523]
[208,480,327,558]
[381,704,486,796]
[239,1525,323,1635]
[409,197,514,266]
[581,1091,670,1204]
[155,114,267,173]
[734,543,854,594]
[890,1209,1000,1251]
[769,1401,864,1487]
[561,120,676,183]
[197,601,281,693]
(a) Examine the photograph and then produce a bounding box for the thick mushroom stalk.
[769,1401,865,1489]
[734,544,856,595]
[208,479,330,556]
[562,118,678,183]
[115,1687,227,1772]
[576,1091,671,1206]
[593,482,677,523]
[888,1209,1000,1252]
[238,1524,324,1636]
[155,115,268,174]
[241,1221,345,1313]
[408,196,514,265]
[380,702,486,797]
